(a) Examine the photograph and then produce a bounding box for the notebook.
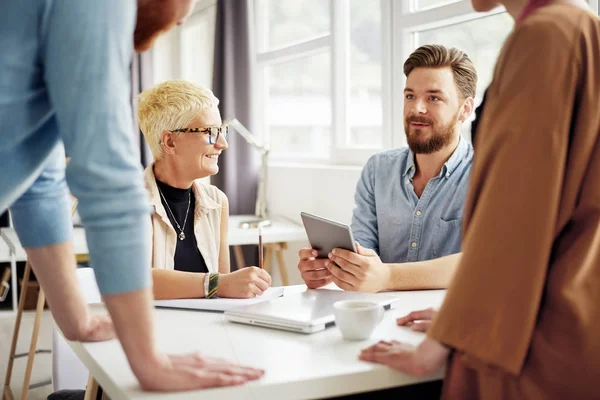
[224,288,399,334]
[154,287,285,312]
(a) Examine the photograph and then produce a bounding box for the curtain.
[212,0,259,269]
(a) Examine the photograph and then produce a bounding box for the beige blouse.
[428,5,600,400]
[144,164,225,274]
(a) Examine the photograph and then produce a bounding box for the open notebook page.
[154,286,285,312]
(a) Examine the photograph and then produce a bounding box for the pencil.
[258,225,263,269]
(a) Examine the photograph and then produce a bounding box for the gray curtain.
[212,0,259,269]
[132,51,154,167]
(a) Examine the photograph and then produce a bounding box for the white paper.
[154,287,285,312]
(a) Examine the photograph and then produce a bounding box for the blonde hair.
[138,80,220,160]
[404,44,477,99]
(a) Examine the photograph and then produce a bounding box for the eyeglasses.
[170,125,229,145]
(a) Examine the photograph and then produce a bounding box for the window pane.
[348,0,383,148]
[181,6,217,88]
[262,0,330,50]
[415,13,514,137]
[413,0,460,11]
[268,52,331,157]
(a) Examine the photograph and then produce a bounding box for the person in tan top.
[359,0,600,399]
[138,80,272,300]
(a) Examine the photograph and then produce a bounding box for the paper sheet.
[154,287,285,312]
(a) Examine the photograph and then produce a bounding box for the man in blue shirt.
[1,0,262,391]
[298,45,477,292]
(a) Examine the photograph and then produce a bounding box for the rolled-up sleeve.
[351,157,380,254]
[41,0,152,295]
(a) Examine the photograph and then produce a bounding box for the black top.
[155,179,208,274]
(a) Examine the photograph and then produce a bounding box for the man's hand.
[396,308,438,333]
[297,248,332,289]
[217,267,271,298]
[359,337,449,376]
[138,352,265,391]
[325,243,390,292]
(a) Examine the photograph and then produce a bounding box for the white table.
[1,215,306,260]
[0,227,89,313]
[0,227,89,262]
[70,286,446,399]
[228,215,306,246]
[228,215,307,286]
[0,214,306,293]
[0,215,306,313]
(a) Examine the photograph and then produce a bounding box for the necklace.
[157,186,191,241]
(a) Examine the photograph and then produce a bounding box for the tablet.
[300,212,357,258]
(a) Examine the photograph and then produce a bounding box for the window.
[349,0,383,148]
[255,0,389,164]
[413,12,514,137]
[262,0,330,50]
[394,2,514,145]
[413,0,461,11]
[267,52,331,158]
[181,4,217,88]
[254,1,516,165]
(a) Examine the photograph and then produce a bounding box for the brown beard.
[404,111,461,154]
[134,0,189,52]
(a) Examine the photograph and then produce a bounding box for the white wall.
[265,164,362,285]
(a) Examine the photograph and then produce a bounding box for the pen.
[258,225,263,269]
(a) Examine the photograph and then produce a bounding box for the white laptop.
[224,288,399,334]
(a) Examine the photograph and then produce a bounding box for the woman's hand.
[217,267,272,298]
[359,337,449,376]
[396,307,438,333]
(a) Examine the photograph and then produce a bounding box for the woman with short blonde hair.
[138,80,271,299]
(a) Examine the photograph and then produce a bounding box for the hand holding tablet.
[300,212,357,259]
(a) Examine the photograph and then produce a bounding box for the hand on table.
[138,353,264,391]
[396,307,438,333]
[359,337,448,377]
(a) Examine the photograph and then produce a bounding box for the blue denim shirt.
[351,138,473,263]
[0,0,151,295]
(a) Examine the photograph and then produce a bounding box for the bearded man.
[297,44,477,293]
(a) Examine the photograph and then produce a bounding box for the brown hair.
[403,44,477,99]
[134,0,192,52]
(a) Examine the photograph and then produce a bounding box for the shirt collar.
[442,136,469,178]
[403,150,416,178]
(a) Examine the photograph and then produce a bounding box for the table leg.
[263,246,273,273]
[233,245,246,270]
[2,386,15,400]
[3,261,32,399]
[275,243,290,286]
[83,375,99,400]
[21,287,46,399]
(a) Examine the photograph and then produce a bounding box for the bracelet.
[207,273,219,299]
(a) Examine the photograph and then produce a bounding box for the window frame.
[253,0,393,166]
[254,0,598,166]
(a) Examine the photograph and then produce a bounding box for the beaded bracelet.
[207,273,219,299]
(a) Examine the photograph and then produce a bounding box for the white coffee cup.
[333,300,384,340]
